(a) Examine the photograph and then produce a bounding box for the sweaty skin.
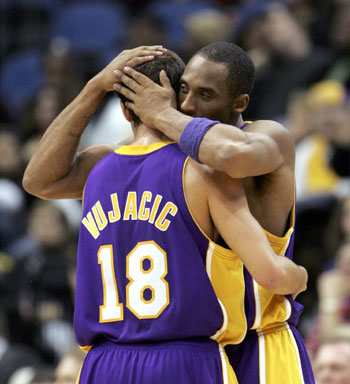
[114,54,295,237]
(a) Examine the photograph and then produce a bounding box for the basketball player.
[23,46,307,383]
[114,42,315,383]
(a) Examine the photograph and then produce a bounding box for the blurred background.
[0,0,349,383]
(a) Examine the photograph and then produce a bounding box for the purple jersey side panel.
[74,143,223,348]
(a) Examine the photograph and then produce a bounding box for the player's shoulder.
[187,158,242,192]
[80,143,116,158]
[245,119,290,136]
[247,119,295,152]
[77,144,117,175]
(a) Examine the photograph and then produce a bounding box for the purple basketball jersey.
[74,142,224,349]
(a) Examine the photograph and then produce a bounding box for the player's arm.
[115,67,294,178]
[23,46,166,200]
[206,169,307,296]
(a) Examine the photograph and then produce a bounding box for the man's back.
[74,141,225,348]
[74,139,242,383]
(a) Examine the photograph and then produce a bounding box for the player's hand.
[92,46,167,93]
[113,67,176,128]
[292,266,308,300]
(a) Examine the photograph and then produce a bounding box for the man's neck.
[234,115,244,128]
[131,124,171,145]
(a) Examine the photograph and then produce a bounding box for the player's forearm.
[153,107,192,142]
[23,78,106,197]
[153,110,263,177]
[153,109,247,173]
[268,258,308,296]
[197,124,251,177]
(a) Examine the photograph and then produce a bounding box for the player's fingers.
[137,45,167,54]
[127,55,155,68]
[114,70,141,92]
[124,101,135,111]
[113,83,135,100]
[159,70,172,89]
[123,67,151,86]
[129,46,166,59]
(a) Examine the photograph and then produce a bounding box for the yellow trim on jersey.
[181,157,236,259]
[219,344,239,384]
[75,364,83,384]
[79,345,92,353]
[182,159,247,344]
[114,141,174,155]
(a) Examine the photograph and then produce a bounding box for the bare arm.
[194,165,307,296]
[23,46,166,200]
[115,68,294,178]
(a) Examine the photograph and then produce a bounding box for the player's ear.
[232,94,249,113]
[120,101,133,122]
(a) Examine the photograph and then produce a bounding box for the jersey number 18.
[98,240,169,322]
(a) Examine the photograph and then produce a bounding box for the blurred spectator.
[181,8,233,62]
[0,178,25,249]
[44,38,90,92]
[0,344,44,384]
[312,336,350,384]
[126,15,167,49]
[54,347,85,384]
[30,367,55,384]
[282,78,349,324]
[318,241,350,339]
[3,201,76,363]
[0,130,27,249]
[235,1,334,121]
[325,196,350,259]
[21,85,63,144]
[0,130,24,182]
[287,90,313,145]
[293,80,350,199]
[325,2,350,87]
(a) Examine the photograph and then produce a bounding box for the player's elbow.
[256,263,291,294]
[22,172,49,199]
[22,171,36,195]
[218,143,249,179]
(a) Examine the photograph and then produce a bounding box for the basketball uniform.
[199,123,315,383]
[217,210,315,383]
[74,142,236,384]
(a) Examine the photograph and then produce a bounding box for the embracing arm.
[23,80,109,200]
[206,170,307,296]
[115,67,294,178]
[23,46,166,200]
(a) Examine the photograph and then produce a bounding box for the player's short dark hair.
[196,42,255,99]
[118,50,185,125]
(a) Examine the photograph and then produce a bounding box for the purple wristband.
[179,118,220,162]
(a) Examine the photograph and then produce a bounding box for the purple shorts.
[226,323,315,384]
[78,338,237,384]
